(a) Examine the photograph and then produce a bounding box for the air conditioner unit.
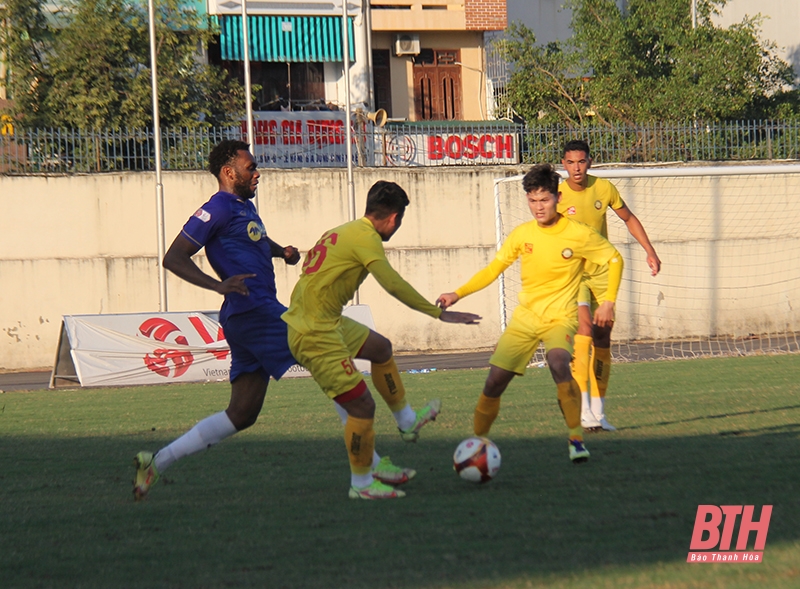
[394,34,420,56]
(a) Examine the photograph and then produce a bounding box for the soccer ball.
[453,437,501,483]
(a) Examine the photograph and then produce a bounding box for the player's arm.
[164,233,254,296]
[614,205,661,276]
[367,259,481,324]
[593,250,624,327]
[265,235,300,265]
[437,258,508,309]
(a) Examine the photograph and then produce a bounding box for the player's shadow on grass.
[619,403,800,431]
[2,428,798,589]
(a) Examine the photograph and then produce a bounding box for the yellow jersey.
[558,175,624,238]
[283,217,441,334]
[455,215,621,322]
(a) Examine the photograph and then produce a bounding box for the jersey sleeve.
[607,181,625,210]
[367,259,442,318]
[181,198,231,248]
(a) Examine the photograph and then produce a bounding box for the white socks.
[394,405,417,432]
[581,391,592,416]
[154,411,237,473]
[591,396,606,420]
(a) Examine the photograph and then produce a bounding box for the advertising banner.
[380,128,519,166]
[51,306,375,388]
[246,112,353,169]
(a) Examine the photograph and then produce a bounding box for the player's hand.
[283,246,301,265]
[593,301,615,327]
[647,253,661,276]
[217,273,256,296]
[436,292,460,309]
[440,310,481,325]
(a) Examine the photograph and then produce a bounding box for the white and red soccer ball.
[453,437,501,483]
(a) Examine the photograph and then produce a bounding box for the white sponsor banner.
[246,112,355,169]
[380,129,519,166]
[60,306,375,387]
[63,312,231,387]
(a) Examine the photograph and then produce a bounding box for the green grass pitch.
[1,354,799,588]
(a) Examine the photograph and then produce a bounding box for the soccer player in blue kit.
[133,140,417,500]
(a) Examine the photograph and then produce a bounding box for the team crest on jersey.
[594,200,602,210]
[247,220,265,241]
[566,206,576,215]
[524,243,533,254]
[561,248,574,259]
[193,208,211,223]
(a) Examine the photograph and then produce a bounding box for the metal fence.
[2,120,799,174]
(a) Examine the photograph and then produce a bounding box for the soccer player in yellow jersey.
[282,181,481,500]
[437,164,623,463]
[560,140,661,431]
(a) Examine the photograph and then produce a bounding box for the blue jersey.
[181,191,285,323]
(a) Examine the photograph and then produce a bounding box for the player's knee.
[226,406,261,430]
[334,386,376,419]
[546,349,572,381]
[592,325,612,348]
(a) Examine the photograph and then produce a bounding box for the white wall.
[2,165,800,371]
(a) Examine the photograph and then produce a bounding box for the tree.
[0,0,246,128]
[501,0,798,124]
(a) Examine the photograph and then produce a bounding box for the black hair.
[209,140,250,179]
[521,163,561,196]
[365,181,410,219]
[562,139,590,158]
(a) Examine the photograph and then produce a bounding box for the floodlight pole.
[241,0,259,212]
[342,0,355,222]
[341,0,358,304]
[148,0,167,312]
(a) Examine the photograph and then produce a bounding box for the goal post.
[493,164,800,362]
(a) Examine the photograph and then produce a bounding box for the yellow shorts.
[287,316,371,399]
[578,263,609,311]
[490,305,577,375]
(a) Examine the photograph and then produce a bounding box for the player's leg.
[474,365,516,436]
[351,321,440,442]
[134,309,290,501]
[331,401,415,485]
[133,371,267,501]
[573,294,599,428]
[288,324,403,499]
[543,321,589,463]
[474,308,537,437]
[589,323,616,431]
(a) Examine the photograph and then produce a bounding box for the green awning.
[219,15,355,63]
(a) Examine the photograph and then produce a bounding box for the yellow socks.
[572,334,592,393]
[556,379,582,431]
[590,346,612,398]
[474,393,501,436]
[344,415,375,475]
[371,357,407,412]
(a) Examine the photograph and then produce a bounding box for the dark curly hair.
[209,140,250,179]
[521,163,561,196]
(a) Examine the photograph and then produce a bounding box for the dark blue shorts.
[222,308,297,383]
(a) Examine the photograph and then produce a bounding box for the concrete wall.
[2,165,800,371]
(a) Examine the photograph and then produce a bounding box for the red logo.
[524,243,533,254]
[687,505,772,563]
[566,206,576,215]
[140,318,195,378]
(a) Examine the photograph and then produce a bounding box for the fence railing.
[1,120,799,174]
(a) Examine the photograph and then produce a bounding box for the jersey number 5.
[302,231,338,275]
